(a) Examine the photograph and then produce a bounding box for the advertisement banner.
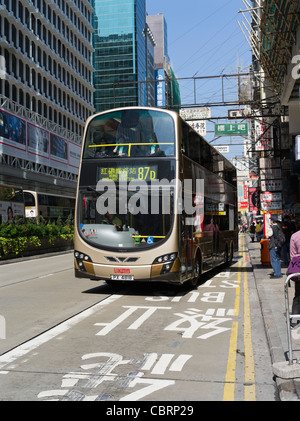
[0,109,26,148]
[249,187,261,212]
[238,182,248,210]
[27,123,49,158]
[0,108,81,175]
[261,201,282,211]
[187,120,206,136]
[255,118,273,151]
[180,108,211,120]
[261,180,283,191]
[155,70,165,108]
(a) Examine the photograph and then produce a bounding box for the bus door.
[180,214,193,279]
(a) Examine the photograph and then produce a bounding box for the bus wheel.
[224,246,229,266]
[189,253,201,287]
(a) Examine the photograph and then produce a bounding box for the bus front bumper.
[74,257,182,284]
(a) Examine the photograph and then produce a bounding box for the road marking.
[223,257,241,401]
[223,235,256,401]
[0,294,123,371]
[223,321,239,401]
[151,354,175,374]
[243,250,256,401]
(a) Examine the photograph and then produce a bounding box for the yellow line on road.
[243,250,256,401]
[223,321,239,400]
[223,257,241,401]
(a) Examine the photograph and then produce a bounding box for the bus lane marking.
[94,290,234,339]
[37,277,238,401]
[38,351,193,401]
[94,306,172,335]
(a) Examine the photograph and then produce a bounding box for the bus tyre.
[224,246,231,266]
[189,253,201,287]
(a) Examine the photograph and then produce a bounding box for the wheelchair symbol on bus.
[147,237,154,244]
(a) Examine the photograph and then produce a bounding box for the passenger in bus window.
[102,209,122,230]
[93,128,114,157]
[139,110,159,156]
[114,110,141,156]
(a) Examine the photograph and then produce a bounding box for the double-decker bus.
[0,184,25,223]
[23,190,75,220]
[74,107,238,286]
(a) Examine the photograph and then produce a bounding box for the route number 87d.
[138,167,156,180]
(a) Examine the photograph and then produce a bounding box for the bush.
[0,216,74,258]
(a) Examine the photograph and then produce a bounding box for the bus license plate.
[110,274,134,281]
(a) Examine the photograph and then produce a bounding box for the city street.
[1,0,300,407]
[0,236,277,402]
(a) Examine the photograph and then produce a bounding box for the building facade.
[238,0,300,219]
[93,0,156,112]
[0,0,95,193]
[253,0,300,217]
[147,13,181,111]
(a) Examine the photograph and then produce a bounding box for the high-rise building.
[146,13,169,70]
[147,13,180,111]
[93,0,156,112]
[0,0,94,192]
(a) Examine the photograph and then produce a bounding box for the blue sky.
[146,0,252,160]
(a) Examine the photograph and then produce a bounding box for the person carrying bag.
[267,217,286,278]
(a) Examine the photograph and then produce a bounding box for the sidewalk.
[245,234,300,401]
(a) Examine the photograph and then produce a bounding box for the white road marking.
[0,294,123,371]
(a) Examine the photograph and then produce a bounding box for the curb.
[245,235,300,400]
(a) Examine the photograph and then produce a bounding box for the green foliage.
[0,216,74,258]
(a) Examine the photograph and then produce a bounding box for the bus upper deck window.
[84,109,175,159]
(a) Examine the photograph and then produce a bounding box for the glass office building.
[93,0,148,112]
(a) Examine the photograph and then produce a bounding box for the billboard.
[0,109,81,175]
[238,182,248,211]
[180,108,210,137]
[155,70,165,108]
[248,187,261,212]
[255,118,273,151]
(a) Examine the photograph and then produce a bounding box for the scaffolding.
[239,0,300,96]
[259,0,300,96]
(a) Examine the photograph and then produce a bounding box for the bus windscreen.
[83,109,175,159]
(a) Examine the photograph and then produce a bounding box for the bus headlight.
[74,250,92,272]
[153,253,177,274]
[153,253,177,264]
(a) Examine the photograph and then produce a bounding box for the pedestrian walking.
[281,215,296,265]
[267,216,286,278]
[249,222,256,242]
[259,223,264,239]
[256,221,262,242]
[288,218,300,325]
